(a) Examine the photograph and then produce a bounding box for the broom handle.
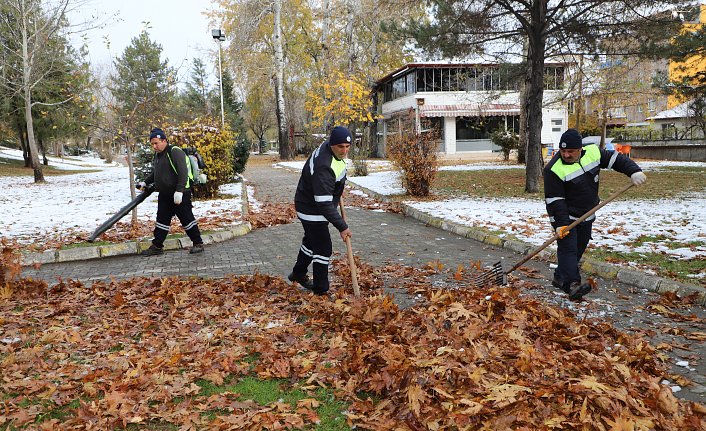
[339,197,361,297]
[506,182,634,275]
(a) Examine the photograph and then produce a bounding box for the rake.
[472,182,634,287]
[338,197,361,297]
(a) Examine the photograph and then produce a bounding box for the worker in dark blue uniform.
[138,128,204,256]
[544,129,647,300]
[289,126,352,295]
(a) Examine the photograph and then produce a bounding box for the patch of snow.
[439,163,524,171]
[1,160,243,245]
[347,169,706,260]
[247,185,262,212]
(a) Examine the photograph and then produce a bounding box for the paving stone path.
[25,160,706,403]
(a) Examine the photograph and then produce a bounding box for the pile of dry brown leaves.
[247,203,297,229]
[1,259,705,430]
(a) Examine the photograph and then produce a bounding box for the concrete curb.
[346,180,706,306]
[21,180,252,266]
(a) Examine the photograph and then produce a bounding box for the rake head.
[472,261,506,288]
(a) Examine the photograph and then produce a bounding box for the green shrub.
[490,128,519,161]
[133,142,153,182]
[232,136,250,179]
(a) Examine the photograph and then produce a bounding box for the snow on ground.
[275,159,393,173]
[1,152,243,245]
[0,146,119,170]
[339,161,706,261]
[638,160,706,170]
[247,185,261,212]
[438,163,524,171]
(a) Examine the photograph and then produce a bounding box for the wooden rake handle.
[505,182,635,276]
[339,197,360,297]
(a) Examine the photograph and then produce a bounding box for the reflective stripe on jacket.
[543,144,641,227]
[294,142,348,231]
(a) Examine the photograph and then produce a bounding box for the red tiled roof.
[420,104,520,117]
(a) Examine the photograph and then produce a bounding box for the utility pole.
[211,29,226,129]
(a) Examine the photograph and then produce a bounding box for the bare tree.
[273,0,292,159]
[0,0,90,183]
[244,81,275,153]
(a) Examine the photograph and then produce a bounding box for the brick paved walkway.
[24,159,706,403]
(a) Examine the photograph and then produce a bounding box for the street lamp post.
[211,29,226,129]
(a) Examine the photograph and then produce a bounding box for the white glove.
[174,191,183,205]
[137,181,146,190]
[631,171,647,186]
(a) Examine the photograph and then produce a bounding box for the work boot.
[189,244,204,254]
[140,244,163,256]
[551,276,563,289]
[566,281,591,301]
[288,272,314,291]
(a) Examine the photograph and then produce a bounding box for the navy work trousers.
[152,190,203,248]
[554,220,593,289]
[292,220,333,294]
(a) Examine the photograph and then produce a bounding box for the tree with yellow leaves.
[305,70,379,129]
[170,118,236,199]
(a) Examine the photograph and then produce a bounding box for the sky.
[67,0,220,77]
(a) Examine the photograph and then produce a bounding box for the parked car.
[582,136,615,151]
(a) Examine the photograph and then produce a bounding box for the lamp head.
[211,29,225,41]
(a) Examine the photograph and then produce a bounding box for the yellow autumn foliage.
[305,70,380,128]
[169,117,235,199]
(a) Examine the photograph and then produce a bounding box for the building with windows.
[568,5,705,135]
[374,62,569,156]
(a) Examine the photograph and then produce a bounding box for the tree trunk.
[320,0,333,131]
[522,8,547,194]
[600,95,608,149]
[345,0,357,73]
[574,56,583,131]
[125,142,138,225]
[39,137,48,165]
[21,6,44,183]
[14,115,30,167]
[273,0,292,160]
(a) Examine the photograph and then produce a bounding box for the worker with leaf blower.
[544,129,647,300]
[289,126,353,296]
[137,127,204,256]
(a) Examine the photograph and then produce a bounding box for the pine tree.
[109,31,175,141]
[182,57,211,118]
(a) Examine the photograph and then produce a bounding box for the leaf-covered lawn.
[2,253,705,430]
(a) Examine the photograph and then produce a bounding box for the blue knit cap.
[559,129,582,149]
[149,127,167,141]
[328,126,352,145]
